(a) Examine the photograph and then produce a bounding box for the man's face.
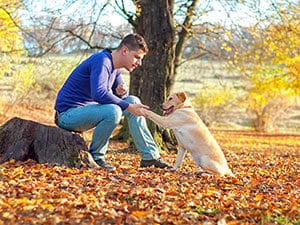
[123,47,146,72]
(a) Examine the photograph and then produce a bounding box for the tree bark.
[131,0,175,105]
[0,117,99,168]
[123,0,199,147]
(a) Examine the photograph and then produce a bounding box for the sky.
[22,0,296,28]
[23,0,130,26]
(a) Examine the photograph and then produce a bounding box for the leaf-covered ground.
[0,130,299,225]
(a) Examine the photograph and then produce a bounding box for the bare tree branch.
[174,0,199,69]
[113,0,136,27]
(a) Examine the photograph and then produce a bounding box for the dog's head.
[162,92,190,115]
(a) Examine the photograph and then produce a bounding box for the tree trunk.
[124,1,199,147]
[129,0,175,147]
[0,117,99,168]
[131,0,175,103]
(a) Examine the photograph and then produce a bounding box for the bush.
[192,84,240,127]
[242,69,298,132]
[244,92,297,132]
[0,54,82,115]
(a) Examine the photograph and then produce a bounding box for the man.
[54,33,170,171]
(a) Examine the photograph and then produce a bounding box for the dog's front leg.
[142,109,170,128]
[173,146,186,170]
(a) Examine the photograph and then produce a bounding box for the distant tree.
[231,4,299,132]
[0,0,23,77]
[20,1,131,55]
[0,1,37,116]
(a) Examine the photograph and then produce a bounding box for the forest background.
[1,0,299,133]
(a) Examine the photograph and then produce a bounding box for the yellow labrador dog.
[142,92,233,177]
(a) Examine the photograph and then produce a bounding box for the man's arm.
[113,71,128,98]
[90,63,129,110]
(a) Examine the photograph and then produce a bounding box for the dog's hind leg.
[173,146,186,170]
[195,156,225,176]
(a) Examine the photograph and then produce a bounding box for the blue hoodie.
[55,49,129,113]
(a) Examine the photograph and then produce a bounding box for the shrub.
[0,54,82,115]
[192,84,240,127]
[242,68,297,132]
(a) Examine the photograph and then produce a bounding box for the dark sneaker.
[95,159,116,171]
[140,158,172,169]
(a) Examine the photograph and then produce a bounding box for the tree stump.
[0,117,99,168]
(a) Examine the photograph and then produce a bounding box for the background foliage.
[1,0,299,132]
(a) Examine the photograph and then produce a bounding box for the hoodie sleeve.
[112,70,129,99]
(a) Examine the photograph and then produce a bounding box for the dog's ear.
[177,92,187,103]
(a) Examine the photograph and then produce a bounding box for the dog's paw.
[140,108,149,117]
[195,170,212,177]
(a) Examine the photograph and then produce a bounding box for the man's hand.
[126,104,149,117]
[116,83,128,96]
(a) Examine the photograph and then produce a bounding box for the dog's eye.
[168,97,173,101]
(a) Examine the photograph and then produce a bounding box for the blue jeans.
[57,95,160,161]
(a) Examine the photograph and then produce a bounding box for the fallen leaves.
[0,130,299,224]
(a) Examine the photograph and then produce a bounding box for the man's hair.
[117,33,148,53]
